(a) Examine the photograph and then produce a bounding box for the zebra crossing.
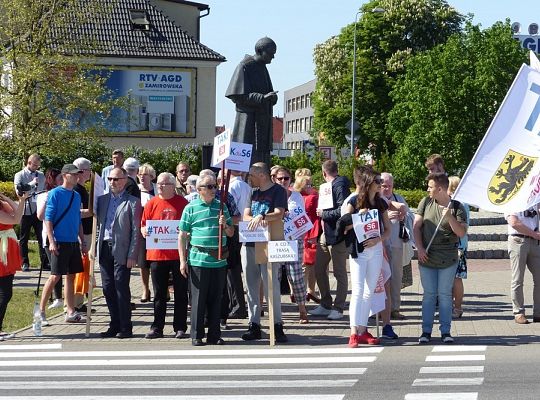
[0,343,383,399]
[404,345,487,400]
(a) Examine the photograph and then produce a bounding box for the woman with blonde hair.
[448,176,469,319]
[137,163,157,302]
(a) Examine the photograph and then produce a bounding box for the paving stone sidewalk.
[5,258,539,346]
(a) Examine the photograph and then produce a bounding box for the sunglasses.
[199,184,217,190]
[276,176,290,182]
[373,178,383,184]
[107,177,125,182]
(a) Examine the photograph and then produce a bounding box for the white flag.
[454,64,540,213]
[530,50,540,72]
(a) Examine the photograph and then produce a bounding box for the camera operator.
[506,204,540,325]
[13,154,46,272]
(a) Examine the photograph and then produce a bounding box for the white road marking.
[0,347,382,358]
[0,355,377,367]
[431,346,487,353]
[0,367,367,377]
[0,343,62,350]
[426,355,485,362]
[0,397,346,400]
[419,366,484,374]
[412,378,484,386]
[0,379,357,389]
[404,394,477,400]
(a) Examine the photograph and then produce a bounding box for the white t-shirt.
[229,176,252,218]
[506,206,540,236]
[36,192,49,247]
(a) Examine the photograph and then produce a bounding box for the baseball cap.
[61,164,81,174]
[123,157,140,170]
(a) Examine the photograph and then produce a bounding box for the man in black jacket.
[309,160,350,320]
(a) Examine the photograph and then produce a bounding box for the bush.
[396,189,426,208]
[272,151,326,186]
[122,143,203,176]
[0,181,16,199]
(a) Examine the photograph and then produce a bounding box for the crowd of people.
[3,150,537,346]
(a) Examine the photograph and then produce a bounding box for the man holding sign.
[242,163,288,343]
[141,173,188,340]
[310,160,351,321]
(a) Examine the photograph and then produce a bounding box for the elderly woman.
[0,191,29,339]
[137,163,157,303]
[293,169,321,304]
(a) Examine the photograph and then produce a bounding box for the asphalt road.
[2,340,540,399]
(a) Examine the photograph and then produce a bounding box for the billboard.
[101,67,195,137]
[514,35,540,54]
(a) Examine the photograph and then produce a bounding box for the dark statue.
[225,37,278,166]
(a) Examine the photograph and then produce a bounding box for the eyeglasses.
[107,177,126,182]
[199,184,217,190]
[77,171,85,174]
[276,176,290,182]
[157,182,174,187]
[373,178,383,184]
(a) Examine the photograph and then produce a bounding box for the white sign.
[212,129,232,165]
[283,205,314,240]
[212,141,253,172]
[92,173,104,215]
[453,64,540,213]
[238,221,269,243]
[317,182,334,210]
[145,220,180,249]
[352,209,380,242]
[267,240,298,262]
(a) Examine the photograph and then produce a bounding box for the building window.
[301,95,305,109]
[295,119,299,133]
[287,100,291,113]
[296,97,300,110]
[300,118,305,132]
[306,93,311,108]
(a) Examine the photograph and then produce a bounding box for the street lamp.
[350,7,385,156]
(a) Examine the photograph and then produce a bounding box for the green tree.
[312,0,463,162]
[0,0,122,161]
[387,21,527,189]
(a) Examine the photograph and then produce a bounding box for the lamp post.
[350,7,385,156]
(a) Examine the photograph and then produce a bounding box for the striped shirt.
[179,197,231,268]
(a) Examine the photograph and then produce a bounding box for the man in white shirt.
[506,205,540,324]
[101,149,125,193]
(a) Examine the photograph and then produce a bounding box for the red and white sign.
[212,142,252,172]
[212,129,232,165]
[283,206,314,240]
[352,209,380,242]
[317,182,334,210]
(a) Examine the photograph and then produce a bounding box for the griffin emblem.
[488,150,537,205]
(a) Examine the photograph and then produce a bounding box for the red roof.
[273,117,283,143]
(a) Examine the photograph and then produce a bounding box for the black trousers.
[0,274,14,331]
[225,228,247,317]
[19,213,47,267]
[99,242,132,334]
[150,260,188,333]
[190,266,227,341]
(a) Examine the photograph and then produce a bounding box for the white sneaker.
[327,310,343,320]
[48,299,63,309]
[308,305,331,316]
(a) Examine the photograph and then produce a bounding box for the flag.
[453,64,540,213]
[531,51,540,72]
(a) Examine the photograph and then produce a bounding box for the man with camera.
[13,154,46,272]
[506,205,540,324]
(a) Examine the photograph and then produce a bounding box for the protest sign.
[317,182,333,210]
[267,240,298,263]
[352,209,380,242]
[283,205,313,240]
[212,128,232,165]
[212,142,253,172]
[145,220,180,249]
[238,221,269,243]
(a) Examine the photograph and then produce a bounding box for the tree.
[312,0,463,162]
[387,21,527,189]
[0,0,123,161]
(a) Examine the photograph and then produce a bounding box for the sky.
[200,0,539,128]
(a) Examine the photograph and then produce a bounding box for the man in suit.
[96,167,142,339]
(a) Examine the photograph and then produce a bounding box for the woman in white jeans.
[344,166,390,347]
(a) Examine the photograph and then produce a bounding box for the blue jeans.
[419,263,457,335]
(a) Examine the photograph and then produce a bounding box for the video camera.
[16,182,33,195]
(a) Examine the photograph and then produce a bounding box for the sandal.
[452,308,463,319]
[306,293,321,304]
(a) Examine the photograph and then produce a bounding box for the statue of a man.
[225,37,278,166]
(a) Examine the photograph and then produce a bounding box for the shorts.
[49,242,84,276]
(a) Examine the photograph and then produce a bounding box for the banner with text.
[283,204,314,240]
[145,220,180,249]
[268,240,298,263]
[212,142,253,172]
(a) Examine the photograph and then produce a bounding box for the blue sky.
[200,0,538,128]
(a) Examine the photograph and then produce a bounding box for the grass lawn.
[4,243,100,333]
